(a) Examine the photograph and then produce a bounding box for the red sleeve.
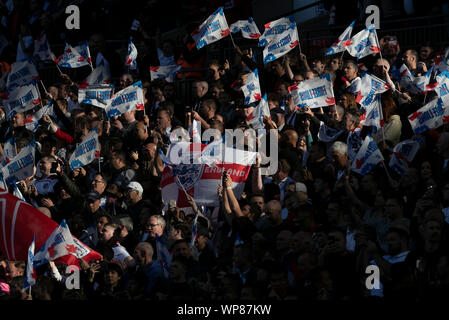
[54,128,74,145]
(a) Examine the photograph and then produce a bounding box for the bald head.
[266,200,283,225]
[134,242,154,265]
[282,129,298,147]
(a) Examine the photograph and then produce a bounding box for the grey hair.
[118,215,134,232]
[152,214,166,230]
[331,141,348,156]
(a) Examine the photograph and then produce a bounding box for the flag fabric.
[399,64,433,94]
[22,236,36,292]
[262,25,299,64]
[258,16,296,47]
[106,81,145,117]
[318,121,344,142]
[33,33,52,61]
[78,85,114,108]
[435,70,449,99]
[0,189,102,264]
[190,210,199,248]
[125,37,138,70]
[1,137,16,166]
[24,100,53,132]
[160,142,257,208]
[432,48,449,74]
[355,71,390,107]
[191,7,231,50]
[79,65,111,88]
[0,140,35,186]
[288,73,335,108]
[389,139,421,176]
[230,17,261,39]
[359,94,384,130]
[149,65,182,83]
[347,128,363,162]
[72,41,92,66]
[241,68,262,105]
[68,126,101,170]
[351,135,384,175]
[6,60,39,90]
[345,25,380,60]
[246,93,270,129]
[2,80,41,119]
[408,97,445,134]
[155,233,172,278]
[189,119,202,143]
[55,42,90,68]
[325,20,355,56]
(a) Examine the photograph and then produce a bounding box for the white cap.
[295,182,307,194]
[127,181,143,195]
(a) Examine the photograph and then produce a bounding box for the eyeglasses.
[147,223,160,228]
[92,180,104,184]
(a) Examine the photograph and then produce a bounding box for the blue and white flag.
[79,65,111,88]
[125,37,138,70]
[33,33,52,61]
[0,140,35,187]
[69,126,100,170]
[2,80,42,119]
[155,233,172,278]
[106,81,145,117]
[55,42,90,68]
[318,121,344,142]
[191,7,231,50]
[6,60,39,90]
[78,85,114,108]
[262,26,299,64]
[258,16,296,47]
[435,70,449,99]
[433,48,449,74]
[355,71,390,107]
[359,94,384,130]
[33,219,77,268]
[24,100,53,132]
[288,73,335,108]
[1,137,16,166]
[241,68,262,105]
[149,64,182,83]
[325,20,355,56]
[246,93,270,129]
[230,17,261,39]
[408,97,445,135]
[22,236,36,292]
[351,135,384,175]
[389,139,421,176]
[400,64,434,94]
[345,25,380,60]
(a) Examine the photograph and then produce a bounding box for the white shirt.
[113,244,131,262]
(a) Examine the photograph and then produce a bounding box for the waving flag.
[22,236,36,292]
[160,143,257,208]
[288,73,335,108]
[435,71,449,99]
[33,33,52,61]
[1,137,16,166]
[190,210,199,248]
[125,37,138,70]
[33,219,78,267]
[241,68,262,105]
[24,100,53,132]
[230,17,261,39]
[6,60,39,90]
[55,42,90,68]
[356,71,390,107]
[191,7,231,50]
[351,135,384,175]
[345,25,380,60]
[78,85,114,108]
[325,20,355,56]
[155,233,172,278]
[246,93,270,129]
[69,126,100,170]
[106,81,145,117]
[399,64,433,94]
[0,189,102,264]
[359,95,384,130]
[318,121,344,142]
[389,139,421,176]
[258,16,296,47]
[189,119,202,143]
[408,97,445,134]
[262,26,299,64]
[79,65,111,88]
[150,64,182,82]
[432,48,449,74]
[2,80,41,119]
[347,128,363,162]
[0,140,35,186]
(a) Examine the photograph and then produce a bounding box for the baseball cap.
[86,190,101,202]
[126,181,143,194]
[295,182,308,194]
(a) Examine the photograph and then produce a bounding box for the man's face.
[92,175,106,194]
[100,225,115,241]
[250,196,264,213]
[384,199,401,220]
[193,82,205,98]
[243,106,255,118]
[330,58,340,71]
[147,217,163,238]
[268,100,279,110]
[110,152,122,169]
[402,51,416,68]
[97,216,109,233]
[195,235,208,251]
[142,143,156,160]
[331,151,347,169]
[39,157,53,175]
[135,122,148,140]
[119,75,132,89]
[88,199,101,214]
[420,46,432,60]
[174,242,191,258]
[156,111,171,130]
[344,113,355,131]
[327,231,346,254]
[133,246,146,265]
[163,85,175,99]
[12,113,24,127]
[423,221,442,243]
[265,202,281,224]
[344,63,357,80]
[313,60,324,73]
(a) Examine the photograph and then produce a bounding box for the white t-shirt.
[113,244,131,262]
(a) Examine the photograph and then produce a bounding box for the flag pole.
[229,31,236,48]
